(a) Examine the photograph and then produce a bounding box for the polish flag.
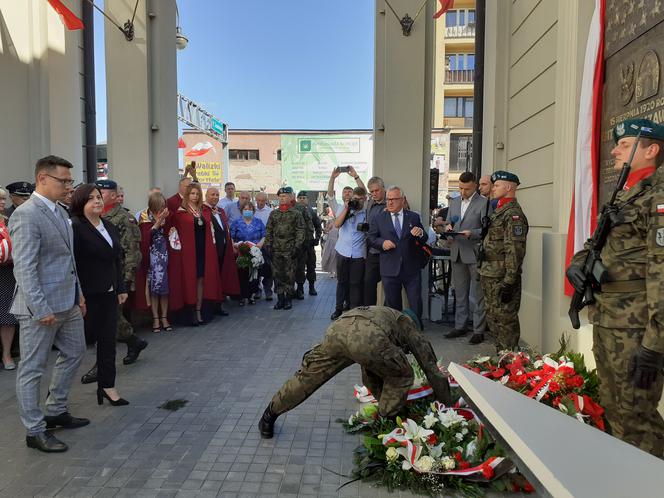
[48,0,84,30]
[433,0,454,19]
[185,141,215,157]
[564,0,605,296]
[178,137,187,149]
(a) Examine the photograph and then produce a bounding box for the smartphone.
[337,166,350,173]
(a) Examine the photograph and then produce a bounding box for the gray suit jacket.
[10,195,80,319]
[445,193,491,264]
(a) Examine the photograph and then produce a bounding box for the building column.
[373,0,434,213]
[105,0,178,211]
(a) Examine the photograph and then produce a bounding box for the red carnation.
[523,482,535,493]
[427,433,437,445]
[459,461,470,470]
[548,381,561,393]
[491,368,506,379]
[481,464,494,479]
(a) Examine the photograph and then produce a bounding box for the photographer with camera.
[330,187,368,320]
[326,166,366,216]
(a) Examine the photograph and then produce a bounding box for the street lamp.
[175,3,188,50]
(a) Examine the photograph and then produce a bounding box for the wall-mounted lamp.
[175,3,188,50]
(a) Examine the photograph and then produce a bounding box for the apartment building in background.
[432,0,476,198]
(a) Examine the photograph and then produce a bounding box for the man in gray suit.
[443,172,491,344]
[10,156,89,453]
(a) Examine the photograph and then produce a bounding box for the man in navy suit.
[367,186,428,317]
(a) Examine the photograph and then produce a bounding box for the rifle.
[477,197,492,268]
[566,126,649,329]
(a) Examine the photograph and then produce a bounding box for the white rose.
[441,457,456,471]
[386,447,399,463]
[455,432,464,442]
[415,456,435,472]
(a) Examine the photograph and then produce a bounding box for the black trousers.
[336,255,365,310]
[363,252,381,306]
[84,292,118,389]
[238,267,259,299]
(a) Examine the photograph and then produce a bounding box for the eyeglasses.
[386,196,403,202]
[45,174,74,187]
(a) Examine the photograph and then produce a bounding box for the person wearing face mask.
[230,201,266,306]
[264,187,305,310]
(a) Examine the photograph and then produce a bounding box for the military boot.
[308,282,317,296]
[123,336,148,365]
[284,294,293,310]
[258,404,278,438]
[273,294,285,310]
[295,284,305,300]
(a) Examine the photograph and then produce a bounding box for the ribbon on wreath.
[525,356,575,401]
[571,393,606,431]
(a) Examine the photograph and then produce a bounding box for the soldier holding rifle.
[567,118,664,458]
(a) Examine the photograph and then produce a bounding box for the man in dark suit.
[367,186,428,317]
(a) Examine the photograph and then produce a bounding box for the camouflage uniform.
[103,204,142,342]
[269,306,450,417]
[571,166,664,458]
[478,199,528,351]
[293,203,316,286]
[264,207,305,295]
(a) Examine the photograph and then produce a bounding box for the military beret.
[6,181,34,196]
[297,190,308,198]
[613,118,664,143]
[278,186,294,195]
[95,179,118,190]
[491,170,520,185]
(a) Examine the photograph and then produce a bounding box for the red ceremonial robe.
[166,193,183,216]
[202,204,241,297]
[133,210,157,310]
[167,208,222,310]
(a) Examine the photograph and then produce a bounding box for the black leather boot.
[295,284,305,300]
[283,294,293,310]
[308,282,317,296]
[123,336,148,365]
[258,404,278,438]
[273,294,285,310]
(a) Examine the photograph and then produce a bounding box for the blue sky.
[94,0,375,142]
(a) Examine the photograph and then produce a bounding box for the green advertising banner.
[281,134,373,192]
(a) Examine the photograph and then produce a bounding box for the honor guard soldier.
[477,170,528,351]
[568,118,664,458]
[264,187,305,310]
[291,191,316,299]
[295,191,322,297]
[258,306,451,438]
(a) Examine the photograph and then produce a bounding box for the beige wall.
[0,0,84,185]
[227,132,282,194]
[483,0,596,354]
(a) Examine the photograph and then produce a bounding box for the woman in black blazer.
[71,184,129,406]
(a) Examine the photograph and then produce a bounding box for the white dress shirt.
[460,192,476,220]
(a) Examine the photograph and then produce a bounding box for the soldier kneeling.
[258,306,451,438]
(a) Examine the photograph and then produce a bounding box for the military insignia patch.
[616,122,625,137]
[657,227,664,247]
[513,225,523,236]
[657,204,664,214]
[512,215,520,220]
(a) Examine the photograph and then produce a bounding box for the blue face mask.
[242,210,253,219]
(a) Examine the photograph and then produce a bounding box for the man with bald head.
[477,171,528,351]
[478,175,492,197]
[167,177,191,214]
[224,190,250,226]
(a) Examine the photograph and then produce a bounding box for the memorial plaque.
[599,1,664,205]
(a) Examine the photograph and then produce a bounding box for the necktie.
[393,213,401,238]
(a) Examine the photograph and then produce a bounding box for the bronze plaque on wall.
[599,0,664,204]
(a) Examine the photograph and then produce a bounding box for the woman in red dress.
[168,183,222,324]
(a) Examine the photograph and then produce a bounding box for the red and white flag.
[185,141,215,157]
[564,0,605,296]
[47,0,84,31]
[433,0,454,19]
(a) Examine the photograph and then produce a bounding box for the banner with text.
[280,134,373,192]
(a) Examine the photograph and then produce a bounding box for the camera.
[348,199,362,211]
[337,166,351,173]
[357,222,370,233]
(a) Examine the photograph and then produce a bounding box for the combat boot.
[295,284,305,300]
[273,294,285,310]
[308,282,317,296]
[284,294,293,310]
[258,404,278,438]
[123,336,148,365]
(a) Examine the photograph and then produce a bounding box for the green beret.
[277,186,293,195]
[297,190,308,198]
[613,118,664,143]
[491,170,520,185]
[6,181,34,196]
[95,179,118,190]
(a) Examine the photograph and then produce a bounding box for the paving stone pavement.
[0,273,500,498]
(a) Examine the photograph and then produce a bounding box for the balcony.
[445,24,476,39]
[443,117,473,128]
[444,69,475,84]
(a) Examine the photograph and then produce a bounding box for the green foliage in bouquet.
[235,242,253,270]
